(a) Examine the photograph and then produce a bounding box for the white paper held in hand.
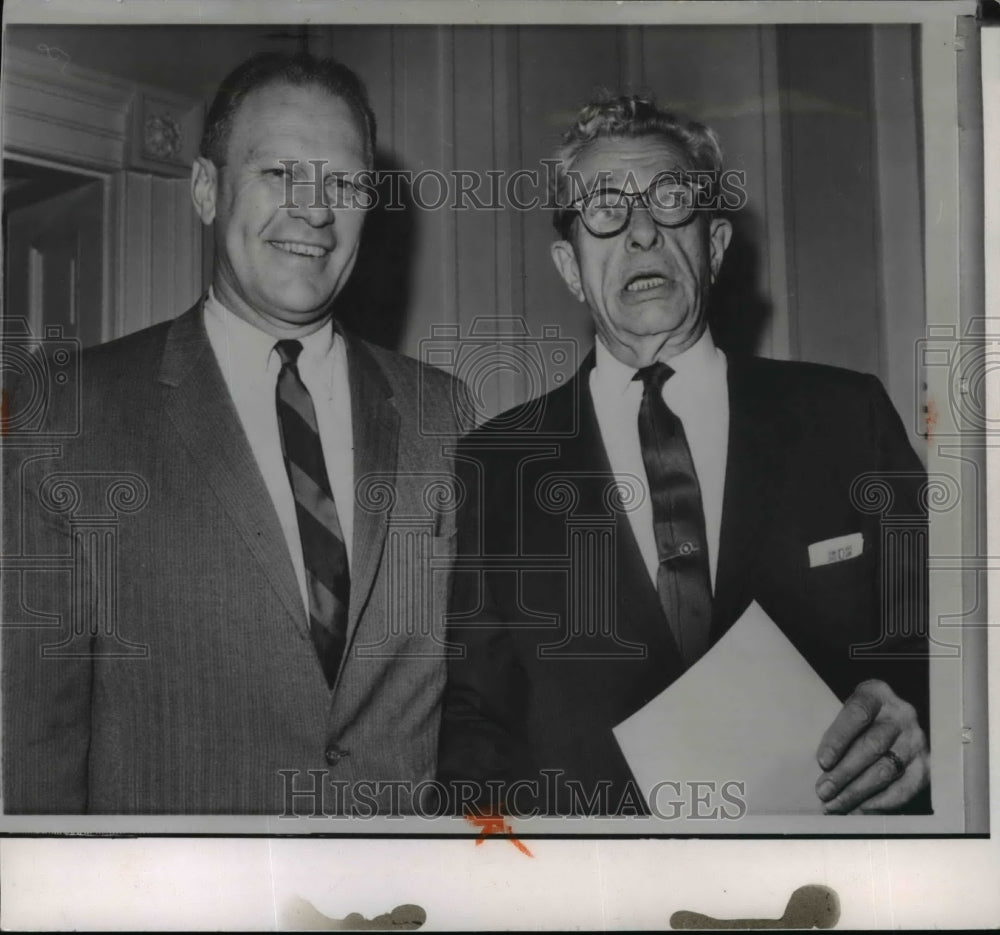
[612,600,843,815]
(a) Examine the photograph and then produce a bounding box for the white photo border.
[1,0,996,929]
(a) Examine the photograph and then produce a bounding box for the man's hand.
[815,679,929,814]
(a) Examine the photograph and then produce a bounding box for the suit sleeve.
[816,377,930,760]
[2,385,92,814]
[853,376,933,815]
[437,445,528,815]
[857,375,930,736]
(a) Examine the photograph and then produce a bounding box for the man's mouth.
[624,273,668,293]
[269,241,330,258]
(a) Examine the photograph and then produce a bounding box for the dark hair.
[551,94,724,239]
[199,52,377,166]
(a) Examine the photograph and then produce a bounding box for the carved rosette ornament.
[143,111,183,161]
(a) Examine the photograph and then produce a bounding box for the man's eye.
[264,167,292,180]
[586,191,626,214]
[325,177,360,206]
[648,183,691,209]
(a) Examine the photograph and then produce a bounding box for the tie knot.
[633,361,675,393]
[275,339,304,366]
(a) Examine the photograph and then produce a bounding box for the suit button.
[325,745,349,765]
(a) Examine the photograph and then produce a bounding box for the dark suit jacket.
[438,351,929,815]
[3,301,464,814]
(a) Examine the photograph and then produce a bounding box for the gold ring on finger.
[883,749,906,779]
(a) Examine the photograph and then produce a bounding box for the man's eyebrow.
[239,147,286,167]
[247,148,296,164]
[246,144,313,162]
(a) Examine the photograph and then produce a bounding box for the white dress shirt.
[589,329,729,590]
[204,289,354,617]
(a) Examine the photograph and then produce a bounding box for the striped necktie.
[634,361,712,668]
[274,339,351,689]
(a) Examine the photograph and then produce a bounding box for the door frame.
[5,151,121,344]
[3,45,204,341]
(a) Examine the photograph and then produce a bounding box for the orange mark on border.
[924,398,938,440]
[464,809,533,857]
[1,389,9,437]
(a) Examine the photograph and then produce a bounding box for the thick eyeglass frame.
[569,172,708,239]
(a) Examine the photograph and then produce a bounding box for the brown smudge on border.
[670,884,840,930]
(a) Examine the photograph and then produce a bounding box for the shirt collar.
[204,287,338,375]
[592,327,724,398]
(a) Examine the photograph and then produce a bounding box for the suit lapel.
[159,302,308,635]
[711,356,798,637]
[342,333,399,648]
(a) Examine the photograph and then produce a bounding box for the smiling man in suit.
[3,52,462,814]
[438,96,930,817]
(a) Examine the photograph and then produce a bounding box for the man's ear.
[190,157,219,225]
[550,239,586,304]
[708,217,733,283]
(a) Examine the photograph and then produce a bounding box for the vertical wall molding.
[438,27,458,330]
[618,26,645,93]
[27,247,44,336]
[507,28,526,402]
[775,30,801,362]
[101,173,121,343]
[117,173,202,337]
[491,26,515,325]
[776,27,884,380]
[871,25,926,456]
[118,173,153,335]
[490,26,523,413]
[389,26,402,160]
[758,25,792,361]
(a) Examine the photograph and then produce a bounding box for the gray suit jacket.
[3,302,464,814]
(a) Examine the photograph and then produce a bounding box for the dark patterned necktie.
[634,362,712,667]
[275,339,350,688]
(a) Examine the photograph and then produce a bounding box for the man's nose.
[285,176,336,226]
[287,194,336,226]
[625,202,660,250]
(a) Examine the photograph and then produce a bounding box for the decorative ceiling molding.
[3,45,202,178]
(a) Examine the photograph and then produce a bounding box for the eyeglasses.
[570,173,706,238]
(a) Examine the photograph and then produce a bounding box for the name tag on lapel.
[808,532,864,568]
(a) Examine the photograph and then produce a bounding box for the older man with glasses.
[439,95,930,818]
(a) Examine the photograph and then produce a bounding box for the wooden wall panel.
[451,27,525,415]
[390,27,458,353]
[778,25,883,377]
[6,25,925,428]
[872,25,924,453]
[452,27,505,329]
[515,25,625,397]
[640,25,785,359]
[304,26,916,422]
[330,27,458,357]
[118,173,203,335]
